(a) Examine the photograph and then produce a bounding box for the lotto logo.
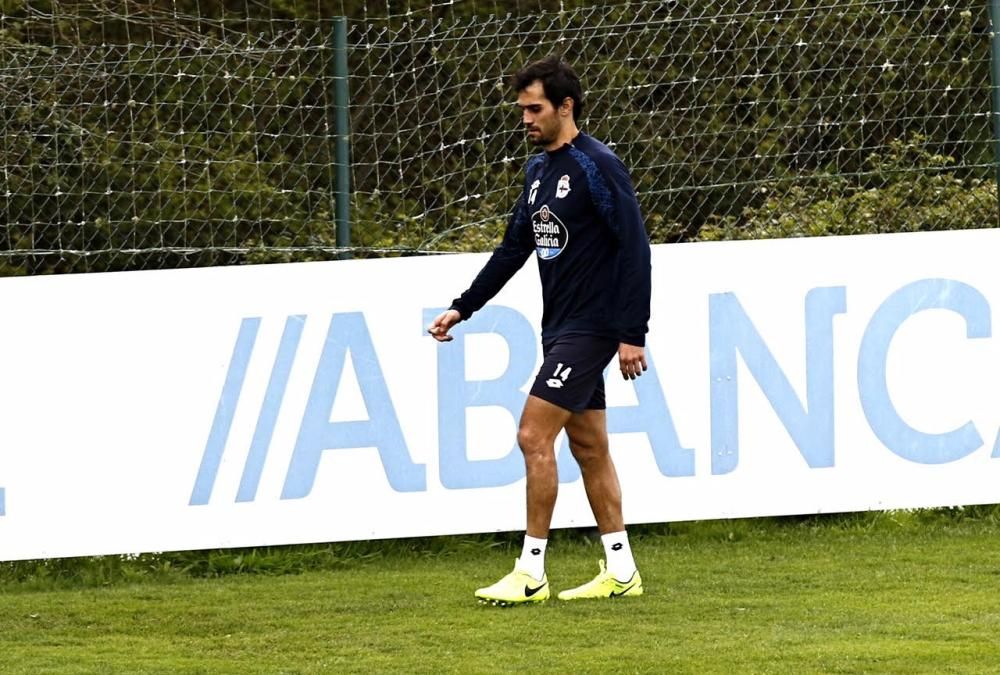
[546,362,572,389]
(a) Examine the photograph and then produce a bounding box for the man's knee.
[517,395,572,462]
[569,438,606,468]
[517,424,549,457]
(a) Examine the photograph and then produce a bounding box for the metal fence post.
[333,17,352,258]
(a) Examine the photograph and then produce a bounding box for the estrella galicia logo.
[532,204,569,261]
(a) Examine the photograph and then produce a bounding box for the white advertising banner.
[1,228,999,560]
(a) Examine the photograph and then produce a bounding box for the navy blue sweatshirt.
[450,132,652,346]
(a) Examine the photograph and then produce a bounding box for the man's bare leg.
[561,408,640,591]
[565,409,624,533]
[472,394,570,604]
[517,394,573,538]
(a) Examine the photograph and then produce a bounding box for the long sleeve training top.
[450,132,652,346]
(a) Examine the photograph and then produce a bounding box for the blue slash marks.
[525,153,546,181]
[190,317,261,506]
[0,487,5,516]
[237,315,306,502]
[568,146,615,224]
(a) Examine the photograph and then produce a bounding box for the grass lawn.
[2,512,1000,673]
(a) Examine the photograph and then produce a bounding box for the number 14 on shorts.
[546,362,573,389]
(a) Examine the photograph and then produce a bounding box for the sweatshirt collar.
[546,131,583,156]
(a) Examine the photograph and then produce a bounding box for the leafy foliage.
[0,1,995,274]
[697,135,999,241]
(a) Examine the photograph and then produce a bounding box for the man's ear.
[561,97,574,117]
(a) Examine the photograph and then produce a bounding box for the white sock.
[601,531,637,581]
[516,535,547,581]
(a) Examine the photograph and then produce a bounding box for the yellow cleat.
[557,560,643,600]
[474,560,549,606]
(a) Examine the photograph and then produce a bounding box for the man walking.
[427,56,651,604]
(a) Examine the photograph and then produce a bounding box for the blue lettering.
[710,287,847,475]
[556,434,578,483]
[282,312,425,498]
[858,279,990,464]
[557,348,694,481]
[237,315,306,502]
[427,306,536,489]
[191,317,260,506]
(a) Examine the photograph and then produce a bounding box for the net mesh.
[0,0,996,274]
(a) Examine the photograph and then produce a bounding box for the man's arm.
[597,155,652,378]
[427,192,535,342]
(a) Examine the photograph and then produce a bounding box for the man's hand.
[618,342,647,380]
[427,309,462,342]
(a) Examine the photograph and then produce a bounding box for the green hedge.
[0,1,995,273]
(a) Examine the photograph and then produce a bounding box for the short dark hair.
[511,56,585,121]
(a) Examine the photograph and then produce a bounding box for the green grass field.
[3,510,1000,674]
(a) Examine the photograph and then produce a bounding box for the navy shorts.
[529,334,619,413]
